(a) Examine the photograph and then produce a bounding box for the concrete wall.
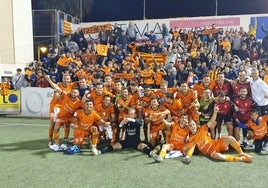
[0,0,33,78]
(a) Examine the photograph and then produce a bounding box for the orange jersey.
[144,106,166,126]
[154,88,177,99]
[81,52,95,62]
[175,89,197,108]
[246,115,268,140]
[144,106,166,134]
[74,69,87,79]
[169,123,189,150]
[129,91,140,107]
[117,95,133,119]
[57,92,83,121]
[74,110,101,130]
[0,82,10,95]
[154,71,165,86]
[220,40,231,52]
[25,69,33,77]
[49,97,62,113]
[57,82,77,93]
[102,67,114,75]
[140,92,157,109]
[88,90,113,105]
[192,82,215,100]
[162,99,183,117]
[94,103,115,122]
[104,83,116,94]
[188,125,227,155]
[140,70,155,85]
[57,56,73,67]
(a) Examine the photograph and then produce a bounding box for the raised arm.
[207,105,219,129]
[44,75,62,93]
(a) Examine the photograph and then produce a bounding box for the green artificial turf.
[0,116,268,188]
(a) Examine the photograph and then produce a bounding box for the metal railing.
[32,9,80,60]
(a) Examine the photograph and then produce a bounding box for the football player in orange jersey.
[151,113,190,163]
[45,75,83,151]
[154,80,177,103]
[82,82,113,105]
[57,73,76,93]
[192,74,215,100]
[71,99,111,153]
[163,92,183,119]
[128,81,140,107]
[181,105,252,164]
[144,96,170,146]
[94,95,116,142]
[48,91,62,146]
[139,85,157,142]
[115,87,133,140]
[104,74,116,94]
[239,109,268,153]
[174,82,200,122]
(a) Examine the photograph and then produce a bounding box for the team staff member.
[250,69,268,116]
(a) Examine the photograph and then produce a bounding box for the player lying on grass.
[91,108,155,157]
[181,105,253,164]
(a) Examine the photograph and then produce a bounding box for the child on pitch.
[181,105,253,164]
[238,108,268,153]
[151,114,190,163]
[92,108,154,156]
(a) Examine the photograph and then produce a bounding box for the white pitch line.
[0,122,48,127]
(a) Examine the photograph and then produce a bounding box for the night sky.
[31,0,268,22]
[85,0,268,22]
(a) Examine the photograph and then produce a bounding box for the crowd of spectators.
[6,20,268,91]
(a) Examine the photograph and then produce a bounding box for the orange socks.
[225,155,241,162]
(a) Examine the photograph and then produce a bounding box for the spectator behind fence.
[12,68,25,90]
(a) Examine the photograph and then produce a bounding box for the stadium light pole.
[215,0,218,16]
[80,0,83,22]
[143,0,146,19]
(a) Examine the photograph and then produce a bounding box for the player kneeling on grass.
[92,108,154,156]
[151,114,189,163]
[237,109,268,153]
[70,99,111,151]
[181,105,253,164]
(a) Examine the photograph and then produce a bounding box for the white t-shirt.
[250,77,268,106]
